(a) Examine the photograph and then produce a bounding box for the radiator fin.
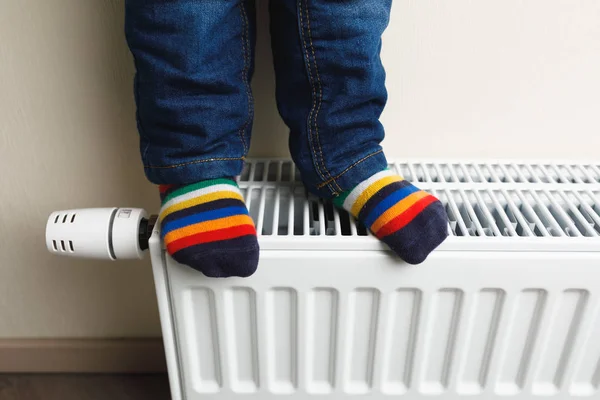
[456,289,505,395]
[532,290,589,395]
[496,289,547,395]
[569,298,600,396]
[185,288,221,393]
[343,289,380,394]
[265,288,298,393]
[306,289,338,394]
[380,289,421,395]
[420,289,464,394]
[225,288,259,393]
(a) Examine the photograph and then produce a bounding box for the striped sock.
[334,170,448,264]
[158,179,259,278]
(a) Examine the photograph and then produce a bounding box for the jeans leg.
[125,0,256,185]
[270,0,392,198]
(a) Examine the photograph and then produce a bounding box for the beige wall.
[0,0,599,338]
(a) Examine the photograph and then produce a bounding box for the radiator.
[48,159,600,400]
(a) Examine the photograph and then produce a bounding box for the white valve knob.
[46,208,150,260]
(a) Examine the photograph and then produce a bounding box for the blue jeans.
[125,0,391,198]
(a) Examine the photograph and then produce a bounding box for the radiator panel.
[153,251,600,399]
[149,159,600,400]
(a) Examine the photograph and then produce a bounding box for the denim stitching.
[238,2,252,153]
[297,1,320,178]
[144,156,244,169]
[242,2,255,147]
[303,0,342,194]
[316,149,384,190]
[297,0,333,192]
[298,0,337,195]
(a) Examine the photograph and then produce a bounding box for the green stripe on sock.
[333,191,350,209]
[163,178,237,204]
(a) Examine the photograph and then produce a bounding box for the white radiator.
[45,159,600,399]
[147,160,600,400]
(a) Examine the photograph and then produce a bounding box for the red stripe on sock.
[167,224,257,254]
[375,195,437,239]
[159,184,175,194]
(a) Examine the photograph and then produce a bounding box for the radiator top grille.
[239,160,600,185]
[237,160,600,252]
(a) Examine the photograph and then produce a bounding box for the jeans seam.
[298,0,336,195]
[144,156,245,169]
[316,149,384,190]
[238,2,252,154]
[303,0,342,193]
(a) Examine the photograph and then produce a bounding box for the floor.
[0,374,171,400]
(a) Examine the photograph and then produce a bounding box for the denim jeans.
[125,0,392,198]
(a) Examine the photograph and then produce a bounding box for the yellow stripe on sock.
[164,214,254,244]
[159,191,244,221]
[350,175,402,217]
[371,190,431,234]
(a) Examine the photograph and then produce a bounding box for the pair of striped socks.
[159,170,448,277]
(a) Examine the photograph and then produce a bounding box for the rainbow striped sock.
[334,170,448,264]
[158,179,259,277]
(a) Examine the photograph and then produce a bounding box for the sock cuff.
[341,170,399,216]
[160,178,238,204]
[160,183,243,222]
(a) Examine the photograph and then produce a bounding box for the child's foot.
[334,170,448,264]
[158,178,259,277]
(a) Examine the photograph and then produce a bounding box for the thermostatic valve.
[46,208,152,260]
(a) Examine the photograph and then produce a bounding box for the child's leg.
[270,0,448,264]
[125,0,259,277]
